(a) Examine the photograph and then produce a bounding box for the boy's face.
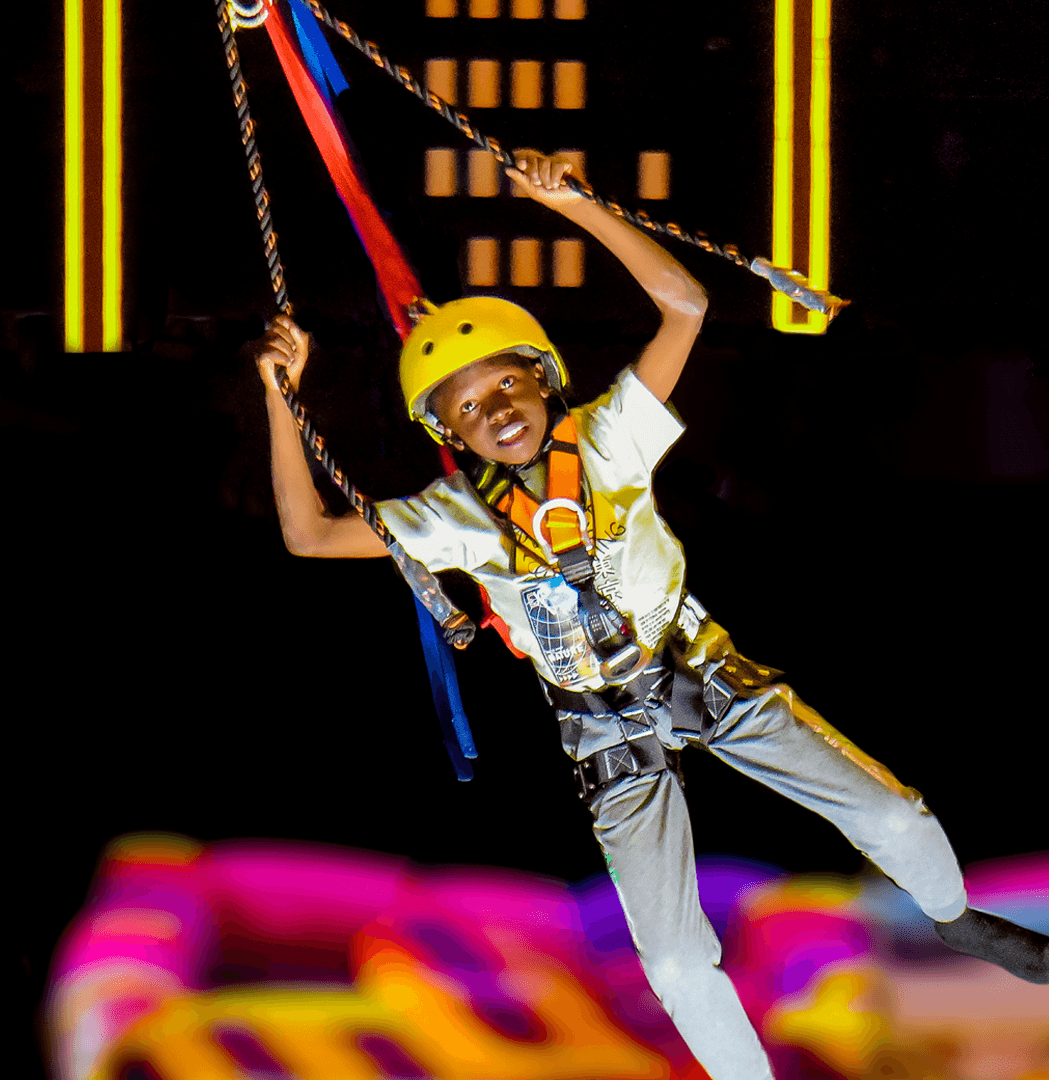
[430,354,552,465]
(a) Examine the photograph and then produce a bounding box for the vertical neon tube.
[65,0,84,352]
[772,0,831,334]
[771,0,793,288]
[102,0,122,351]
[809,0,831,298]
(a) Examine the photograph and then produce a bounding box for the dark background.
[7,0,1048,1075]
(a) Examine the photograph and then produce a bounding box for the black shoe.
[934,907,1049,984]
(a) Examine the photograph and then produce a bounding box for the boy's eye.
[500,376,515,389]
[461,401,476,414]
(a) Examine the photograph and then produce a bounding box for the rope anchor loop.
[228,0,268,30]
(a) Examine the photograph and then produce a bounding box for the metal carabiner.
[532,498,594,564]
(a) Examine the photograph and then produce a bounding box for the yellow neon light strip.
[808,0,830,328]
[772,0,831,334]
[771,0,793,279]
[64,0,83,352]
[102,0,123,351]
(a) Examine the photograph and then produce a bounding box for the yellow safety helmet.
[400,297,570,443]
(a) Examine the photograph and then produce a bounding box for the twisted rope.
[215,0,476,647]
[301,0,848,318]
[217,0,290,313]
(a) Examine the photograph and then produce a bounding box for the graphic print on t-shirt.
[513,485,626,687]
[510,475,677,686]
[520,573,595,685]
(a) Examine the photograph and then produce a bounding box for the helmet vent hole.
[422,341,434,355]
[458,322,473,335]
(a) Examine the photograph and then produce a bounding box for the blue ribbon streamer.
[414,595,478,781]
[287,0,350,104]
[282,0,479,780]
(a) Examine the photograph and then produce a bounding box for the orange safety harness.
[485,415,646,684]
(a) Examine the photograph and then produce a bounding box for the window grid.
[465,238,584,287]
[424,0,590,286]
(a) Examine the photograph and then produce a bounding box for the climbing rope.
[216,0,290,313]
[299,0,849,318]
[215,0,476,648]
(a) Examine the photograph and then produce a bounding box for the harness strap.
[493,413,644,683]
[495,415,587,564]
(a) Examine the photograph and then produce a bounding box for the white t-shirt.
[376,367,687,691]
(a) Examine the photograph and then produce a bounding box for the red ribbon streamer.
[262,0,420,341]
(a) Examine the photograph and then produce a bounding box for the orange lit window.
[512,0,542,16]
[553,239,584,286]
[468,60,501,108]
[426,0,457,15]
[553,62,585,109]
[425,59,458,105]
[470,0,499,16]
[468,238,500,285]
[511,238,542,286]
[468,150,500,196]
[554,0,585,16]
[425,149,458,196]
[638,151,669,199]
[511,61,543,108]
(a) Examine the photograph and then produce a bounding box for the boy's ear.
[430,414,467,451]
[533,360,551,398]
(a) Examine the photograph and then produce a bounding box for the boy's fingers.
[286,321,308,350]
[263,335,294,361]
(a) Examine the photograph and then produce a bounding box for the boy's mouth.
[496,421,528,446]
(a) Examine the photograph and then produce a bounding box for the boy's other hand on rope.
[256,314,310,394]
[506,150,587,209]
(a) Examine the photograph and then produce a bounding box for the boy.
[256,151,1048,1080]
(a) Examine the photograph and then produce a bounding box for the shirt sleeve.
[578,365,686,473]
[373,472,487,575]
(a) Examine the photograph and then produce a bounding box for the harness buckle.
[532,498,593,564]
[599,643,651,686]
[574,733,677,801]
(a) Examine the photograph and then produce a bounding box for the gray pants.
[565,663,968,1080]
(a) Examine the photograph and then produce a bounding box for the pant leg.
[673,672,967,922]
[590,770,777,1080]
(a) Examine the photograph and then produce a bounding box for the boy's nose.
[487,395,514,422]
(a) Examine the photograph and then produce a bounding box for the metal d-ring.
[532,498,594,564]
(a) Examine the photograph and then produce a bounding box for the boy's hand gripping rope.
[216,0,476,649]
[299,0,849,318]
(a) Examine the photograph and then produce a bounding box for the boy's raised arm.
[256,316,389,559]
[506,151,708,404]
